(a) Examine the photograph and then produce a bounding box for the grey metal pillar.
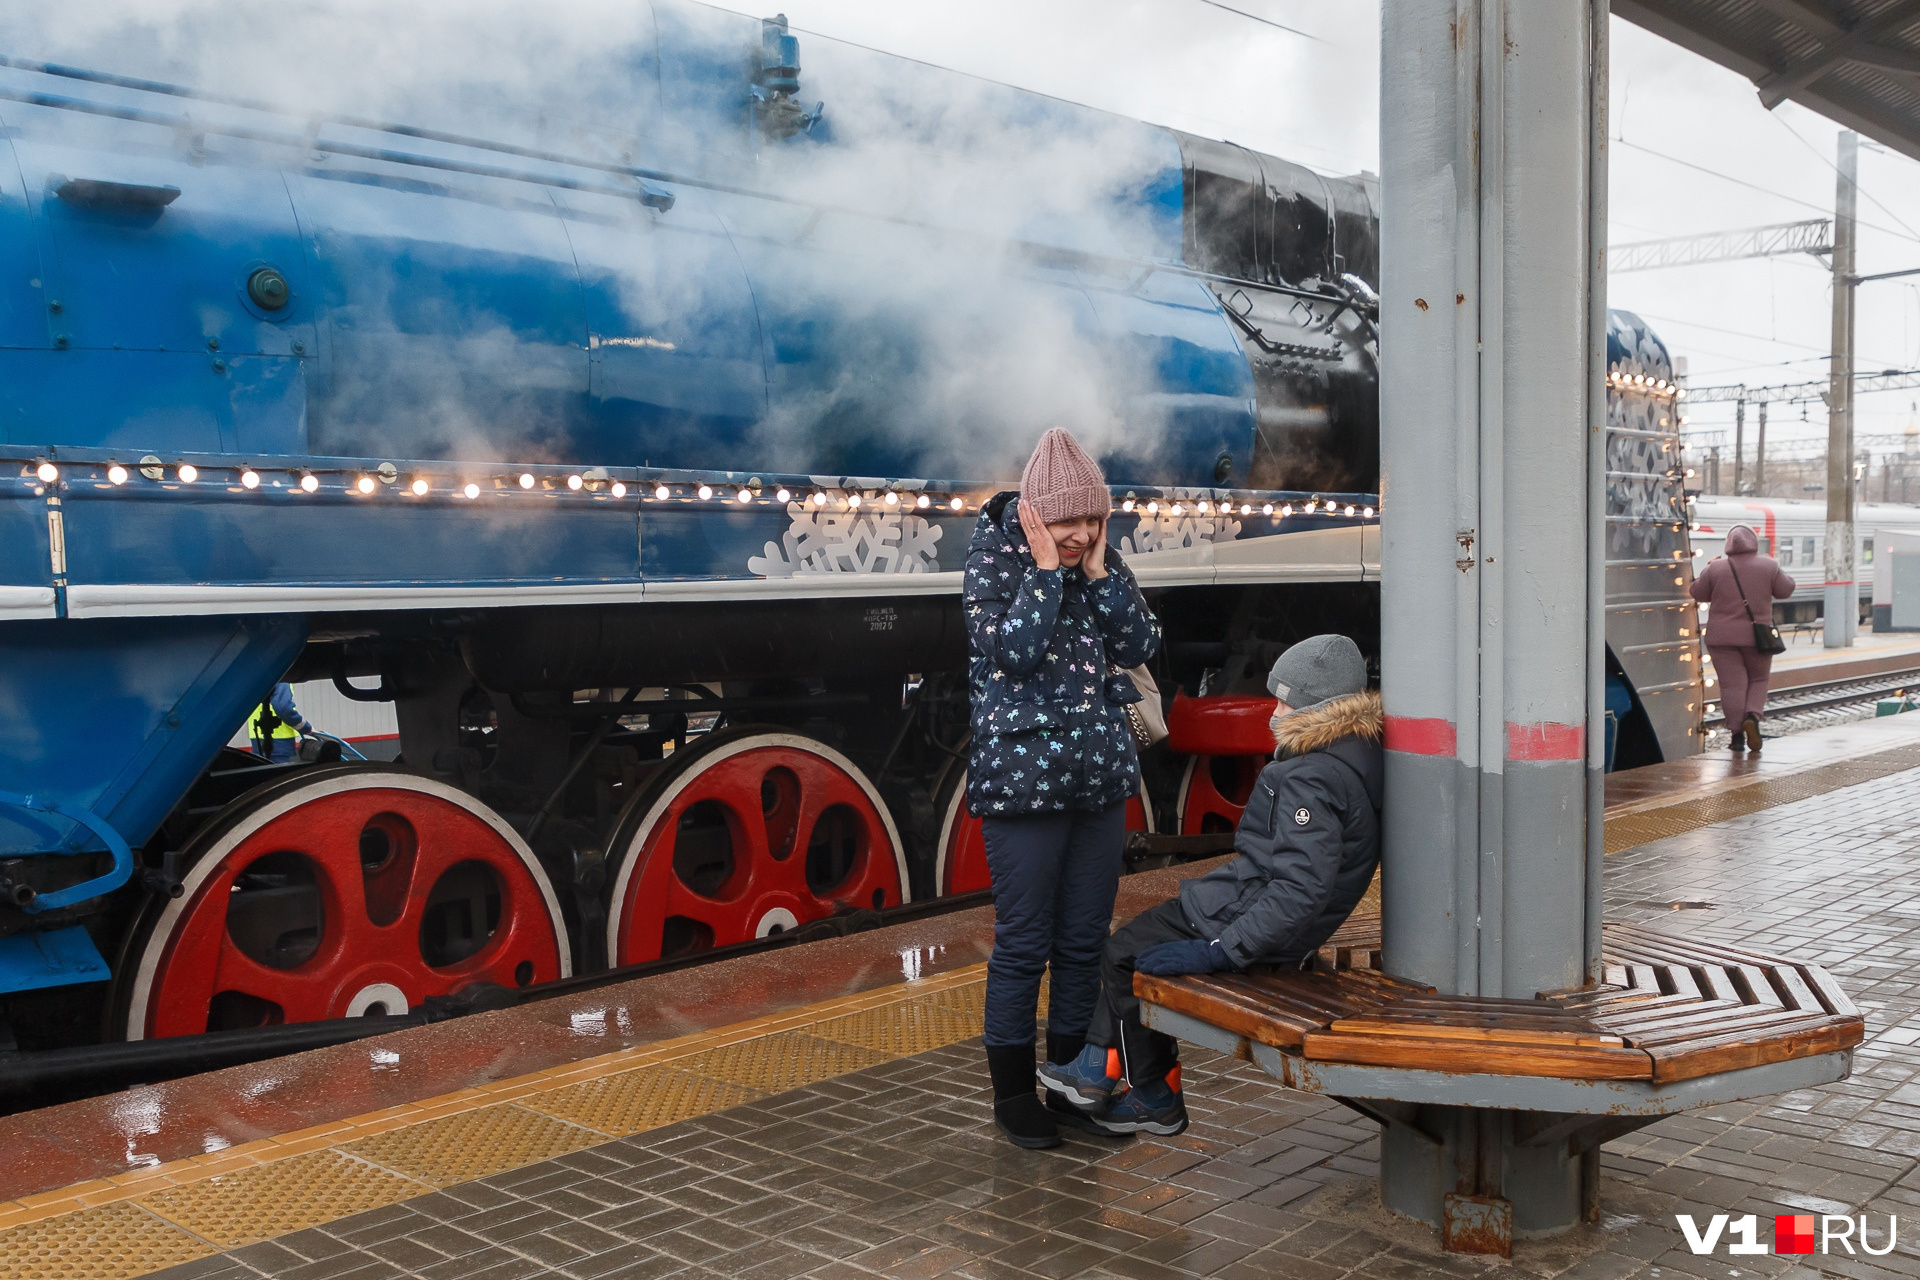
[1379,0,1601,1240]
[1826,131,1858,648]
[1734,399,1746,493]
[1755,402,1768,492]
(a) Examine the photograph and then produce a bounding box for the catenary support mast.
[1826,130,1858,647]
[1379,0,1604,1235]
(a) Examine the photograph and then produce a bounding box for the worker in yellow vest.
[249,683,314,763]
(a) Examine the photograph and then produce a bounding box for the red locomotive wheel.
[935,772,1153,897]
[604,728,909,964]
[1174,754,1267,834]
[121,768,570,1040]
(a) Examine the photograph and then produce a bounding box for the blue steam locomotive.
[0,3,1696,1050]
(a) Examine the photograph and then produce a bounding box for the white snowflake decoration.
[748,492,945,577]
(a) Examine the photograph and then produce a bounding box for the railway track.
[1704,665,1920,732]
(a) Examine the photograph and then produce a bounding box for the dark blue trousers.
[980,802,1127,1048]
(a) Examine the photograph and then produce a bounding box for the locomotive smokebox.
[460,598,967,693]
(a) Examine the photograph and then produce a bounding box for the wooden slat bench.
[1135,917,1863,1087]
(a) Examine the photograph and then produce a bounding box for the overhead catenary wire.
[1190,0,1321,40]
[1771,112,1920,247]
[1616,138,1920,247]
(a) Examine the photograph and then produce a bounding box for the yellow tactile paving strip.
[0,965,995,1280]
[1602,740,1920,854]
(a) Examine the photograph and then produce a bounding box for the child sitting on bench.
[1039,634,1384,1135]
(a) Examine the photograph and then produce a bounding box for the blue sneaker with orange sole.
[1093,1068,1190,1136]
[1038,1044,1120,1114]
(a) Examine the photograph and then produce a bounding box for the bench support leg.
[1375,1104,1662,1246]
[1376,1105,1589,1249]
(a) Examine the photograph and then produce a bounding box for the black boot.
[985,1043,1059,1149]
[1045,1030,1085,1066]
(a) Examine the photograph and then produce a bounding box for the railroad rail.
[1704,664,1920,729]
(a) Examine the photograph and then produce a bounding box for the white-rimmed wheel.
[604,726,909,964]
[115,767,571,1040]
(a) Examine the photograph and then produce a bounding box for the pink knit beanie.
[1020,428,1110,523]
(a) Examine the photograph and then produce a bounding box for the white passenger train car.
[1690,495,1920,625]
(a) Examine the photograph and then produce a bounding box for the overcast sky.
[772,0,1920,467]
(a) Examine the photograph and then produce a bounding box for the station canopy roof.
[1616,0,1920,163]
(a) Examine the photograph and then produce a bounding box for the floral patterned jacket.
[963,491,1161,816]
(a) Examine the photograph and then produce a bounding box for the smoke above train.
[0,0,1380,492]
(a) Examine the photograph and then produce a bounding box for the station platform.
[1703,629,1920,696]
[11,712,1920,1280]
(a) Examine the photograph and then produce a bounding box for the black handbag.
[1729,556,1786,655]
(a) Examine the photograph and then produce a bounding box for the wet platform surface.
[12,711,1920,1279]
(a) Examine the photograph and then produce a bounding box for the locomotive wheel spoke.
[120,767,569,1040]
[607,729,908,964]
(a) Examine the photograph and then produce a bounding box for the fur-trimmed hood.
[1274,689,1383,755]
[1272,689,1384,812]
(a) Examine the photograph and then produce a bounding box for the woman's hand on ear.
[1082,518,1109,580]
[1020,499,1061,570]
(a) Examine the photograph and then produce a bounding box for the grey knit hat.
[1267,635,1367,709]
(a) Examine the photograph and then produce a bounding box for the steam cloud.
[2,0,1225,483]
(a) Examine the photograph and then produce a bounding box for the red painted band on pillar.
[1384,715,1457,757]
[1506,722,1585,761]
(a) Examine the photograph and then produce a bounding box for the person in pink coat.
[1689,524,1796,752]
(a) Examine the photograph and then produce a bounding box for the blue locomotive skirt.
[979,801,1128,1048]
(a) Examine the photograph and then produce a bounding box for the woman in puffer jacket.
[1689,523,1795,752]
[963,428,1160,1150]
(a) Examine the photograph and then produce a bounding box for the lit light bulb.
[1262,503,1274,515]
[240,469,260,489]
[776,488,792,503]
[737,488,753,503]
[1121,499,1134,512]
[1145,501,1158,514]
[567,474,583,491]
[884,492,899,506]
[177,464,198,484]
[356,475,375,494]
[1170,504,1182,515]
[848,494,862,508]
[464,482,480,499]
[1197,501,1209,513]
[697,484,713,500]
[1281,504,1293,516]
[300,473,318,493]
[916,493,929,508]
[1241,503,1252,515]
[949,497,963,510]
[108,464,128,485]
[35,462,57,483]
[1345,505,1356,517]
[519,473,535,489]
[611,481,627,498]
[655,484,671,500]
[411,478,430,496]
[812,492,828,506]
[1363,506,1375,518]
